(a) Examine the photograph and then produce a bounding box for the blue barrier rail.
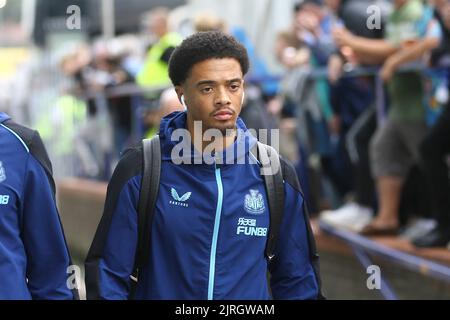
[319,221,450,299]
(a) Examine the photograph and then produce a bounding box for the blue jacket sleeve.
[95,177,139,299]
[269,181,321,300]
[85,147,142,300]
[21,154,74,300]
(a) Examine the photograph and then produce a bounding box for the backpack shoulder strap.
[131,135,161,289]
[255,142,285,263]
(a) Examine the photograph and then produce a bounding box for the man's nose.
[214,87,231,107]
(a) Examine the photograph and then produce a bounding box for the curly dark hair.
[168,31,250,86]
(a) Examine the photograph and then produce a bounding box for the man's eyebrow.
[196,80,216,87]
[226,78,243,84]
[196,78,243,87]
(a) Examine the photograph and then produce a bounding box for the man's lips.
[212,109,234,121]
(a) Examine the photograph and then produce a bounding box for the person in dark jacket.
[0,112,76,300]
[412,99,450,247]
[413,0,450,247]
[85,31,322,300]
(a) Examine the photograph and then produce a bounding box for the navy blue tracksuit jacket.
[0,112,75,299]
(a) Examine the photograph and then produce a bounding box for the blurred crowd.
[34,0,450,248]
[276,0,450,249]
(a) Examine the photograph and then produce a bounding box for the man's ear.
[175,86,188,111]
[175,86,183,103]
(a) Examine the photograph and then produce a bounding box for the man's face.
[176,58,245,134]
[295,5,321,32]
[149,15,167,38]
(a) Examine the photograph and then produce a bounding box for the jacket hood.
[158,111,258,165]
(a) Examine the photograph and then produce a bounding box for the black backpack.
[130,135,285,293]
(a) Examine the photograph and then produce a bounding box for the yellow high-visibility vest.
[36,95,87,155]
[137,32,182,87]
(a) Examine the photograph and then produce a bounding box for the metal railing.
[319,220,450,300]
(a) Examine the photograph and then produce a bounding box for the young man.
[0,112,76,300]
[85,31,322,300]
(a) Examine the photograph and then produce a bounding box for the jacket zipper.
[208,164,223,300]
